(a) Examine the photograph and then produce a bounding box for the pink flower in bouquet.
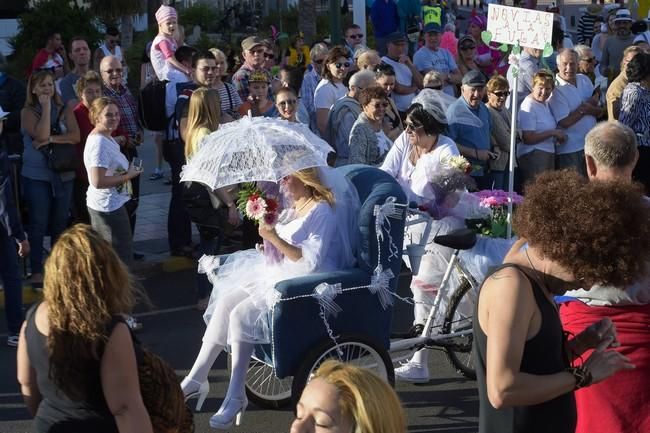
[246,197,267,220]
[262,211,279,227]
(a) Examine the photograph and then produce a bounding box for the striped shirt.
[619,82,650,147]
[577,13,598,45]
[103,84,140,138]
[216,82,243,114]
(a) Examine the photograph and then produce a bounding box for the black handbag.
[41,108,78,172]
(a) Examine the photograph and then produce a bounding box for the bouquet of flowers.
[466,189,524,238]
[237,183,283,263]
[419,155,476,218]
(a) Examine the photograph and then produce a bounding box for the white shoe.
[181,378,209,411]
[395,361,430,383]
[209,395,248,429]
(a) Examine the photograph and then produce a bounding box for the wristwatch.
[566,366,592,389]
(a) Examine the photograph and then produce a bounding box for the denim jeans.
[22,177,74,274]
[0,227,23,334]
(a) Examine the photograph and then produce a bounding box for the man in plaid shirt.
[231,36,271,101]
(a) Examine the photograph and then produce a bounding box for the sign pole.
[506,66,518,239]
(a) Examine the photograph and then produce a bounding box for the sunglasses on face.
[426,84,443,90]
[277,99,297,107]
[405,122,423,132]
[334,61,351,69]
[349,34,364,39]
[460,44,476,50]
[492,90,510,98]
[580,57,596,63]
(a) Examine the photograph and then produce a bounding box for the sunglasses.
[492,90,510,98]
[405,122,423,132]
[265,53,275,60]
[349,34,364,39]
[580,57,596,63]
[370,102,389,108]
[277,99,297,107]
[426,84,443,90]
[102,68,123,75]
[460,44,476,50]
[334,61,351,69]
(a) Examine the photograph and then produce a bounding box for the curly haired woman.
[474,170,650,433]
[17,225,152,433]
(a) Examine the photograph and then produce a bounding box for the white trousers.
[202,288,264,346]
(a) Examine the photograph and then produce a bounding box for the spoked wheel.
[291,336,394,406]
[229,356,293,409]
[441,278,476,379]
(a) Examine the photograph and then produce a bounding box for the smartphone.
[132,158,143,172]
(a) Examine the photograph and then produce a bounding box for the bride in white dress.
[181,166,359,429]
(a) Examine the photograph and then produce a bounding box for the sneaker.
[395,361,430,383]
[125,316,143,331]
[7,334,19,348]
[149,171,164,180]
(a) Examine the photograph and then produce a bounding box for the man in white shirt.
[413,22,462,96]
[380,32,423,114]
[548,49,601,176]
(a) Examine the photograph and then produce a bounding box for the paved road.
[0,135,478,432]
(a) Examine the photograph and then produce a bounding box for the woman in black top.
[474,171,650,433]
[16,224,152,433]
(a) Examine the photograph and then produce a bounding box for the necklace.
[295,196,313,213]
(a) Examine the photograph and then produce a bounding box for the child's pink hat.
[155,5,177,24]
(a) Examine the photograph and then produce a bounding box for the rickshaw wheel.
[229,356,293,409]
[291,336,394,407]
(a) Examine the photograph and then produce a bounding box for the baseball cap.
[241,36,264,52]
[386,31,407,44]
[423,22,443,33]
[614,9,633,22]
[411,89,448,124]
[462,70,486,87]
[248,71,269,83]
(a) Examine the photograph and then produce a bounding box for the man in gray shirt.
[506,46,542,110]
[600,9,635,79]
[58,37,92,106]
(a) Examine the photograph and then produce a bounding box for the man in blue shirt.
[447,70,495,189]
[371,0,400,56]
[0,116,29,347]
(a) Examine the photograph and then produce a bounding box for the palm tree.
[298,0,316,44]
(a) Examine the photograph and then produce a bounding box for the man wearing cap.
[371,0,400,56]
[447,71,494,189]
[413,22,461,97]
[380,32,423,114]
[548,49,600,176]
[232,36,272,101]
[601,9,635,79]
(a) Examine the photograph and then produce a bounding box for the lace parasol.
[181,116,334,190]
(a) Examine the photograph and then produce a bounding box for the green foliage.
[9,0,103,78]
[179,4,221,33]
[88,0,144,26]
[259,6,331,44]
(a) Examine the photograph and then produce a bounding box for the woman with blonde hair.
[209,48,242,120]
[291,360,407,433]
[181,166,359,430]
[17,224,153,433]
[184,88,239,310]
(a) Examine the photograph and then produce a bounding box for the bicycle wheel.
[441,278,476,379]
[291,336,394,407]
[229,356,293,409]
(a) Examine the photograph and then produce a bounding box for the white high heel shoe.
[209,395,248,429]
[181,378,209,411]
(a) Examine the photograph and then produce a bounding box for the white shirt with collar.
[548,73,597,155]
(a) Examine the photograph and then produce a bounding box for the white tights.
[186,288,262,400]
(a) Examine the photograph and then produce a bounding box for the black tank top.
[473,264,576,433]
[24,304,118,433]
